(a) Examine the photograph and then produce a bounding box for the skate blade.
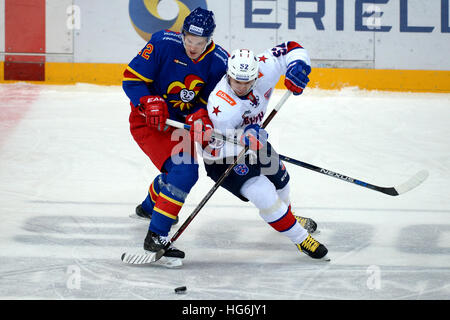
[129,213,150,221]
[154,256,183,268]
[299,250,330,262]
[144,251,183,268]
[306,254,330,262]
[320,254,331,262]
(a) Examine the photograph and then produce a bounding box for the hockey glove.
[185,108,213,144]
[284,60,311,95]
[138,95,169,131]
[240,124,268,151]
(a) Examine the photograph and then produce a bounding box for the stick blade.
[121,251,183,268]
[394,170,429,195]
[121,252,158,265]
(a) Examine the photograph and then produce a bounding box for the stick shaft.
[278,155,427,196]
[278,155,394,194]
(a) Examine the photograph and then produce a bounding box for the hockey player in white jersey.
[203,43,328,260]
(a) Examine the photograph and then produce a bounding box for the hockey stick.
[153,91,292,261]
[166,122,428,197]
[278,155,429,196]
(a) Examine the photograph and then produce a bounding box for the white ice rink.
[0,83,449,300]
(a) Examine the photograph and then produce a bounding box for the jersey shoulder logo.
[216,90,236,106]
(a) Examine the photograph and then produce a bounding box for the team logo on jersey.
[247,92,259,107]
[216,90,236,106]
[234,164,249,176]
[166,74,204,110]
[242,111,264,126]
[128,0,207,41]
[264,88,272,100]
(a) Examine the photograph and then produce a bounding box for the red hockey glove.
[138,95,169,131]
[185,108,213,144]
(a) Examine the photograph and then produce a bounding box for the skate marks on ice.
[1,211,448,299]
[11,212,450,261]
[14,215,141,247]
[1,256,449,299]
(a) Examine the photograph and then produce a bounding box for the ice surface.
[0,83,449,300]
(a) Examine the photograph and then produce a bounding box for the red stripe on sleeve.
[123,69,141,79]
[287,41,303,52]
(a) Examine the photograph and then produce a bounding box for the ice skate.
[130,204,179,224]
[144,230,185,258]
[294,215,317,234]
[296,234,329,261]
[140,230,185,268]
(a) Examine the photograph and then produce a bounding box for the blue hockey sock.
[149,156,199,236]
[141,174,164,214]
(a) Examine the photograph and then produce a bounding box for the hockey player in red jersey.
[122,7,228,264]
[203,45,329,260]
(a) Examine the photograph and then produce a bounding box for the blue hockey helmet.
[182,7,216,38]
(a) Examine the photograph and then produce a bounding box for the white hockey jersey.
[203,42,310,160]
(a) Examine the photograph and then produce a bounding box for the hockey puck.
[174,286,187,294]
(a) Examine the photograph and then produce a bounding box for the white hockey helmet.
[227,49,259,82]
